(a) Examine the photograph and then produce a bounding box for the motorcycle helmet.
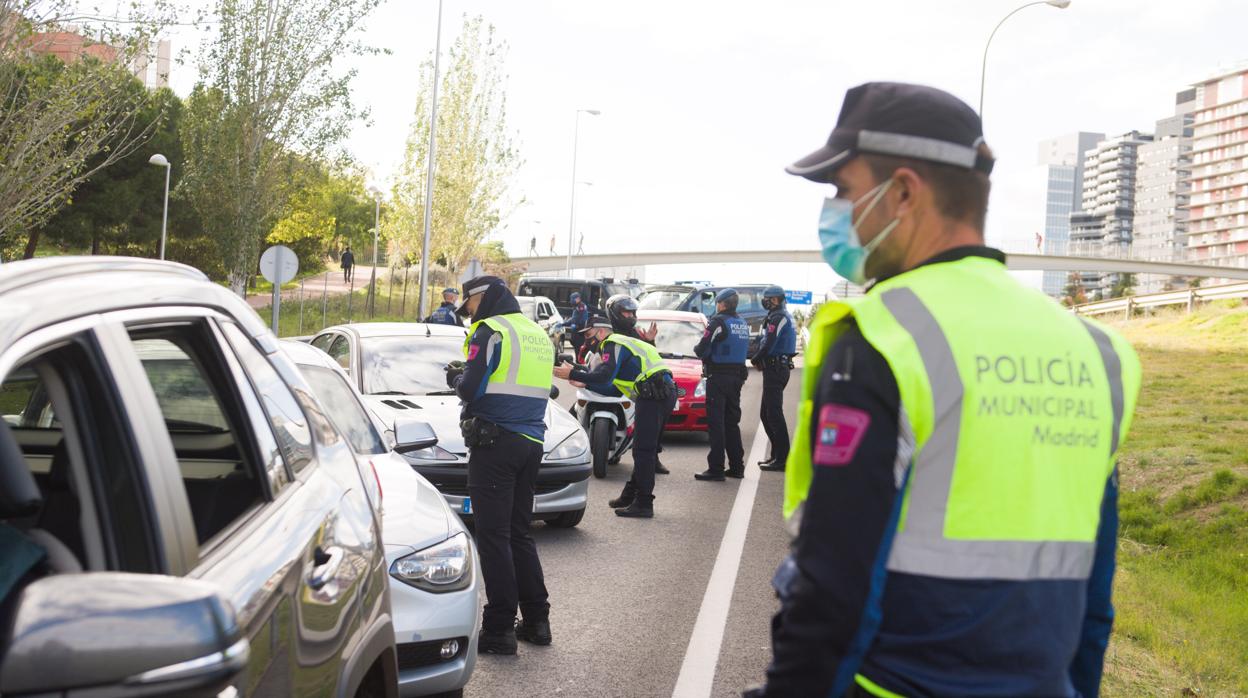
[606,293,639,332]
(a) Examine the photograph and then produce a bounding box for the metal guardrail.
[1072,282,1248,317]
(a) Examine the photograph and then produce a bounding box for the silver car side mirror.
[393,419,439,454]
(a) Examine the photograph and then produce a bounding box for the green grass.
[1101,303,1248,696]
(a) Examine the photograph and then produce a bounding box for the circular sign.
[259,245,299,285]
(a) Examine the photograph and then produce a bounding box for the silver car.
[282,340,480,697]
[309,323,591,528]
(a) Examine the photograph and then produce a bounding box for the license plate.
[462,498,472,514]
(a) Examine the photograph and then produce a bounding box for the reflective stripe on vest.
[603,334,668,399]
[464,313,554,400]
[783,256,1141,582]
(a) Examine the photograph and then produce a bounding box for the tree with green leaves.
[1109,272,1137,299]
[1061,272,1087,307]
[0,0,175,258]
[389,15,523,282]
[180,0,382,294]
[268,161,376,274]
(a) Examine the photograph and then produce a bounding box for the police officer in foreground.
[426,287,464,326]
[748,82,1140,698]
[693,288,750,481]
[752,285,796,472]
[447,276,555,655]
[605,294,668,474]
[553,313,675,517]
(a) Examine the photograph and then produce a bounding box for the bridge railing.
[1072,281,1248,318]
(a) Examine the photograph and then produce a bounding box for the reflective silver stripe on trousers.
[1078,319,1125,454]
[483,315,548,399]
[880,288,1095,581]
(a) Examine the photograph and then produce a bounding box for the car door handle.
[307,546,344,590]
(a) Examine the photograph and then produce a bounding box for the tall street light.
[149,153,171,260]
[566,108,600,275]
[417,0,445,320]
[979,0,1072,119]
[369,186,382,318]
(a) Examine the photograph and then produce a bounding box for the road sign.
[260,245,298,334]
[260,245,299,285]
[785,289,813,305]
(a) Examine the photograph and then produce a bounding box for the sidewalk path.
[246,265,380,309]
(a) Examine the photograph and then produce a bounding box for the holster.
[635,372,672,401]
[460,416,501,448]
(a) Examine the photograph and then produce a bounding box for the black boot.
[609,483,636,509]
[725,465,745,479]
[515,618,552,646]
[758,457,775,467]
[655,460,670,475]
[695,469,726,482]
[478,628,518,655]
[759,459,786,472]
[616,494,654,518]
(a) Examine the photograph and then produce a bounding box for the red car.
[639,309,709,432]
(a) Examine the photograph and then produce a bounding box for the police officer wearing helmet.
[748,83,1140,698]
[554,312,675,518]
[751,285,797,472]
[564,291,590,360]
[605,293,669,474]
[446,276,555,654]
[693,288,751,481]
[427,287,464,326]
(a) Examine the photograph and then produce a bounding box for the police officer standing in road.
[426,287,464,326]
[749,82,1140,698]
[694,288,750,481]
[752,285,797,472]
[605,294,668,474]
[564,291,589,360]
[447,276,555,655]
[554,313,675,517]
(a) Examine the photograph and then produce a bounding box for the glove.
[445,360,467,388]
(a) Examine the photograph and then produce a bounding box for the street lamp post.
[979,0,1072,119]
[417,0,445,321]
[566,108,600,275]
[149,153,171,260]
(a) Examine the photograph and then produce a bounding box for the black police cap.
[456,275,505,316]
[786,82,994,183]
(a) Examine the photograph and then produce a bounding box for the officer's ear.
[891,166,924,217]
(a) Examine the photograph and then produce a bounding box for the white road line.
[671,424,769,698]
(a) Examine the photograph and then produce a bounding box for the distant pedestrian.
[549,234,557,256]
[529,236,539,256]
[577,233,585,255]
[341,246,355,283]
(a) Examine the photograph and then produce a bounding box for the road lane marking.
[671,424,769,698]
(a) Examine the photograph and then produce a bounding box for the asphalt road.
[464,366,803,698]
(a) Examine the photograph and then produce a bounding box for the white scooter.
[564,352,637,479]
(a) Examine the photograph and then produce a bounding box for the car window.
[127,327,266,547]
[738,289,762,313]
[310,334,333,352]
[219,323,314,474]
[360,335,464,396]
[300,365,387,456]
[652,320,706,359]
[638,290,690,310]
[0,367,54,429]
[327,335,351,370]
[697,290,717,316]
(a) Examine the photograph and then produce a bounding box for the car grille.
[676,387,687,398]
[396,637,468,671]
[438,482,569,498]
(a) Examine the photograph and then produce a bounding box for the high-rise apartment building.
[1037,132,1103,296]
[1132,91,1195,293]
[1188,66,1248,271]
[1069,131,1154,294]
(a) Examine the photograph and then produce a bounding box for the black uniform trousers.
[706,367,746,472]
[569,331,585,362]
[630,386,678,500]
[467,430,550,632]
[760,360,792,464]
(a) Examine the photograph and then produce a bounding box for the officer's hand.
[639,322,658,341]
[445,360,467,388]
[553,363,574,380]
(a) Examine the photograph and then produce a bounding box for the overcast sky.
[162,0,1245,291]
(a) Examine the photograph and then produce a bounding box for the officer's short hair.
[863,142,993,233]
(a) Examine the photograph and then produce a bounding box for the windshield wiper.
[424,390,458,396]
[371,391,409,396]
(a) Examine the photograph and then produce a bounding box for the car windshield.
[360,335,465,396]
[651,319,705,359]
[516,297,536,319]
[638,289,690,310]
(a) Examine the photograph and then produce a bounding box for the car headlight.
[390,532,473,592]
[402,444,459,462]
[545,430,589,461]
[693,378,706,398]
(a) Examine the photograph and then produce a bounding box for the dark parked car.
[517,277,639,318]
[638,284,775,335]
[0,257,398,697]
